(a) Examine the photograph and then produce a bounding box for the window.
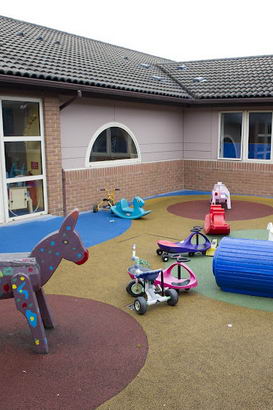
[248,112,271,160]
[0,98,47,222]
[220,113,242,159]
[2,101,40,136]
[87,124,140,167]
[219,111,273,161]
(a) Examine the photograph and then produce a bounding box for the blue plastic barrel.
[213,237,273,297]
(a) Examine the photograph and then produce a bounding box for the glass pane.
[5,141,42,178]
[248,112,271,160]
[111,127,128,154]
[220,113,242,159]
[92,130,107,152]
[7,180,44,217]
[89,127,138,162]
[2,101,40,136]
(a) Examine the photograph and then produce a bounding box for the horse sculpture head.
[31,209,89,286]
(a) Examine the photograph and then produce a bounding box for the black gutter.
[0,74,192,106]
[1,74,273,107]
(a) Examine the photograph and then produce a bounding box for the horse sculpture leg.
[35,288,54,329]
[11,273,49,354]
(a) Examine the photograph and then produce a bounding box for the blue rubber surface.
[0,211,131,253]
[146,190,210,198]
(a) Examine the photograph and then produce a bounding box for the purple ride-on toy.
[156,226,211,262]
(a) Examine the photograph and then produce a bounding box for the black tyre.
[93,204,99,213]
[165,288,179,306]
[156,248,163,256]
[188,252,194,257]
[126,280,145,297]
[134,297,147,315]
[162,255,169,262]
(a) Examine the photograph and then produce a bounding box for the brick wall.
[184,160,273,196]
[43,96,64,215]
[63,160,184,213]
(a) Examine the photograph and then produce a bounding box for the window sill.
[87,158,141,169]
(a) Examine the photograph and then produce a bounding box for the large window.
[0,98,47,222]
[219,111,273,161]
[220,113,242,159]
[87,124,140,167]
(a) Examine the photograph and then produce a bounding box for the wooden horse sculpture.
[0,209,89,354]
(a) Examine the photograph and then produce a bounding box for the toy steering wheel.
[176,256,191,263]
[191,225,203,233]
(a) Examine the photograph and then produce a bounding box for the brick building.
[1,15,273,223]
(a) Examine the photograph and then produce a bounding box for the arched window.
[86,123,140,167]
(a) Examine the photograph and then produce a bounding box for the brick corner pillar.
[43,96,64,216]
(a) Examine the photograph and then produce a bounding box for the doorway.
[0,98,47,223]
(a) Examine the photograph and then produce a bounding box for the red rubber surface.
[0,295,148,410]
[168,200,273,221]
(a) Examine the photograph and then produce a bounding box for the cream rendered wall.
[183,107,219,160]
[60,98,184,169]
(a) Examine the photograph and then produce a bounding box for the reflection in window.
[5,141,42,178]
[89,127,138,162]
[220,113,242,159]
[248,112,272,160]
[7,180,45,217]
[2,101,40,136]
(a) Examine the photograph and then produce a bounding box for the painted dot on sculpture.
[66,226,71,231]
[55,252,60,256]
[77,253,82,259]
[12,284,17,289]
[50,241,55,246]
[30,316,34,321]
[22,303,27,308]
[20,276,25,281]
[40,248,45,252]
[35,339,40,345]
[49,266,54,271]
[3,284,10,292]
[28,267,33,272]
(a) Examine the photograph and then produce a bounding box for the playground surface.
[1,191,273,409]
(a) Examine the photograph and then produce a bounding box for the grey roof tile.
[159,56,273,99]
[1,15,273,101]
[0,15,190,99]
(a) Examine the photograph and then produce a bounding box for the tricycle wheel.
[165,288,179,306]
[156,248,163,256]
[202,251,206,255]
[126,280,145,297]
[93,204,99,213]
[134,297,147,315]
[162,255,169,262]
[188,252,194,257]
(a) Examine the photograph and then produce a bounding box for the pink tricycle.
[126,245,198,314]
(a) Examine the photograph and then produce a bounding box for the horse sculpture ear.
[59,209,79,234]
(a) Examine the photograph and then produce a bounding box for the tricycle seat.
[136,269,162,281]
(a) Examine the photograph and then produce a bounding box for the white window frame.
[0,96,48,222]
[218,110,273,163]
[85,122,141,168]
